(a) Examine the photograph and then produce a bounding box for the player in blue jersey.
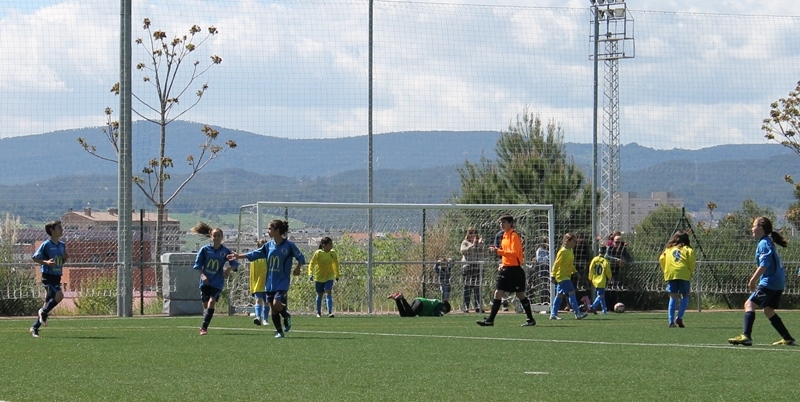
[230,219,305,338]
[728,217,796,346]
[192,222,239,336]
[30,220,68,338]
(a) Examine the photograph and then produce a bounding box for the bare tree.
[78,18,236,257]
[763,80,800,156]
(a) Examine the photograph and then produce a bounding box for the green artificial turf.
[2,311,799,401]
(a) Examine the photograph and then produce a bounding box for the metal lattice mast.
[589,0,634,239]
[600,44,622,236]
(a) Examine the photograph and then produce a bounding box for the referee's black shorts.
[496,266,526,293]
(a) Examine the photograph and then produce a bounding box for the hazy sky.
[1,0,799,150]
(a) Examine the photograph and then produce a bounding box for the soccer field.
[2,311,799,401]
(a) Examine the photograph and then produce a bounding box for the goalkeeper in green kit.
[387,292,451,317]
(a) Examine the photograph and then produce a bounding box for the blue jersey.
[245,239,306,292]
[756,236,785,290]
[193,244,239,290]
[32,239,66,276]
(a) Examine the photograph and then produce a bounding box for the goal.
[231,202,554,315]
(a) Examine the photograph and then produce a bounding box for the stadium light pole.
[367,0,374,314]
[117,0,134,317]
[590,0,600,250]
[589,0,634,242]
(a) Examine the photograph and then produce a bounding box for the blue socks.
[769,314,793,340]
[568,294,581,315]
[316,294,333,315]
[678,296,689,319]
[551,296,562,316]
[668,298,677,324]
[551,294,582,316]
[743,311,756,337]
[591,296,607,313]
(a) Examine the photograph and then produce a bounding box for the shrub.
[75,276,117,315]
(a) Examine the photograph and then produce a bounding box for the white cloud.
[2,0,800,150]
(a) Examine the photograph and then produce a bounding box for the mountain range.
[1,121,798,221]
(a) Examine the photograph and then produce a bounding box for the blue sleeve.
[291,242,306,265]
[224,246,239,270]
[32,241,47,260]
[756,241,773,271]
[193,247,205,270]
[245,245,267,262]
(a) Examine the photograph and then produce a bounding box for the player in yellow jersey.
[550,233,588,320]
[250,238,269,326]
[660,230,695,328]
[588,246,612,315]
[308,237,340,317]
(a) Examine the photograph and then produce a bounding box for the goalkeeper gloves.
[308,275,314,282]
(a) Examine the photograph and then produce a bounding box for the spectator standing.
[433,257,453,307]
[605,233,633,287]
[460,227,484,313]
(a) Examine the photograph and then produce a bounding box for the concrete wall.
[161,253,202,316]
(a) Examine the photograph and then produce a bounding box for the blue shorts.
[749,286,783,309]
[595,288,606,297]
[267,291,289,307]
[315,280,334,293]
[666,279,691,295]
[556,279,575,295]
[41,273,63,299]
[252,291,267,301]
[200,285,222,303]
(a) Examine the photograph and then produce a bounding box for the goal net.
[231,202,554,315]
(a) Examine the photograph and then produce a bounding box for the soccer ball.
[614,302,625,313]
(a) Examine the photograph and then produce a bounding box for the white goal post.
[234,202,554,315]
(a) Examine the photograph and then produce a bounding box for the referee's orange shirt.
[497,229,523,267]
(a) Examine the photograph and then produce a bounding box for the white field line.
[6,317,799,353]
[169,325,800,353]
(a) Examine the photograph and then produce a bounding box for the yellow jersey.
[249,258,267,294]
[551,246,576,282]
[588,255,612,288]
[308,249,340,282]
[659,245,695,281]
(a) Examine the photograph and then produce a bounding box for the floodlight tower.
[589,0,634,241]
